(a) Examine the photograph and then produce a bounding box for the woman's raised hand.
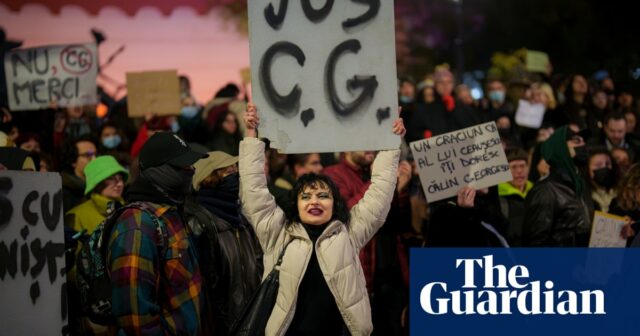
[244,103,260,138]
[392,106,406,137]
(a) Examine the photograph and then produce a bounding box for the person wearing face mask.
[523,126,595,247]
[483,79,515,122]
[99,121,132,169]
[108,131,208,335]
[184,151,263,335]
[585,148,617,212]
[178,94,208,144]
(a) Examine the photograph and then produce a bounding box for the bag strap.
[101,202,170,263]
[274,239,293,268]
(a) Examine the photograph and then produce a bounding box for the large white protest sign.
[410,122,513,203]
[0,171,67,335]
[4,43,98,111]
[248,0,399,153]
[515,99,546,129]
[589,211,627,248]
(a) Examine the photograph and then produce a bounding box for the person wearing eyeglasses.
[64,155,128,335]
[60,134,98,211]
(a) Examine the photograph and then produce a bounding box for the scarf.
[196,173,241,227]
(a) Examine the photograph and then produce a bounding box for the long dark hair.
[286,173,350,226]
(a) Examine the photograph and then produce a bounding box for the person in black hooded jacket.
[185,151,263,336]
[523,126,595,247]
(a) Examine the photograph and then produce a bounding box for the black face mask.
[218,172,240,195]
[572,146,589,166]
[143,164,194,202]
[593,167,615,189]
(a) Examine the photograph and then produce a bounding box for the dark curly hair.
[286,173,350,226]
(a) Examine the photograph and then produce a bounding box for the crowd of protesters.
[1,56,640,335]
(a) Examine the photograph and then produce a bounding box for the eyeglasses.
[78,151,96,159]
[105,174,125,184]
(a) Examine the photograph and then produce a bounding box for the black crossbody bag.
[230,239,293,336]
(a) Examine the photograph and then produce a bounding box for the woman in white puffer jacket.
[238,104,404,335]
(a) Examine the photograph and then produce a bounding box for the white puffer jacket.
[239,137,399,336]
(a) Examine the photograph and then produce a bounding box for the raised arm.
[348,114,405,249]
[239,104,287,252]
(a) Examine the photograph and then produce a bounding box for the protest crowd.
[1,28,640,336]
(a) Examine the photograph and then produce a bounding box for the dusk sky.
[1,3,251,104]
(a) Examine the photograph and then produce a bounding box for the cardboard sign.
[4,43,98,111]
[525,50,550,73]
[0,171,67,334]
[126,70,181,117]
[589,211,627,248]
[515,99,546,129]
[410,122,513,203]
[248,0,399,153]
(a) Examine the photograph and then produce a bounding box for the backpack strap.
[100,202,171,264]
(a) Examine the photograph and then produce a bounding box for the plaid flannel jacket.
[108,202,203,335]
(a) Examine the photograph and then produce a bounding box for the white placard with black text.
[248,0,399,153]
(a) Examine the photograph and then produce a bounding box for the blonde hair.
[531,82,557,109]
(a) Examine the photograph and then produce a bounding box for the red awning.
[1,0,239,16]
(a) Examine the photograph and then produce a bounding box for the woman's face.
[588,154,612,179]
[100,173,125,199]
[422,87,435,104]
[297,183,334,225]
[625,113,637,134]
[101,126,117,139]
[572,75,588,95]
[222,113,238,134]
[20,138,40,153]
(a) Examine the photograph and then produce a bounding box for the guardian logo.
[410,249,640,336]
[420,255,605,315]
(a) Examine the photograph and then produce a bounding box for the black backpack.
[75,201,168,325]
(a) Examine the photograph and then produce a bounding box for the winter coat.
[65,193,124,234]
[523,168,595,247]
[498,181,533,247]
[239,137,399,336]
[184,199,263,335]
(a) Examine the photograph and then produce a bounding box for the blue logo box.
[409,248,640,335]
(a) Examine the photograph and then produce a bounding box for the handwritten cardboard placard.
[126,70,181,117]
[589,211,627,248]
[515,99,546,129]
[248,0,399,153]
[0,171,67,335]
[410,122,513,203]
[4,43,98,111]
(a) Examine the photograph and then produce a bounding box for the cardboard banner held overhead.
[248,1,399,153]
[126,70,181,117]
[0,171,67,335]
[589,211,628,248]
[4,43,98,111]
[410,122,513,203]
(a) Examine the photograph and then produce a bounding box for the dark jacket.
[426,187,509,247]
[61,171,86,212]
[523,168,595,247]
[498,181,534,247]
[184,198,263,336]
[406,95,481,143]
